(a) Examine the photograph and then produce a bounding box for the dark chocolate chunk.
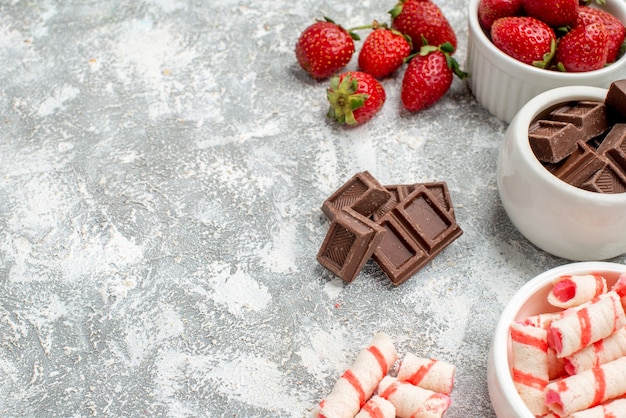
[373,185,462,286]
[316,208,385,283]
[423,181,456,219]
[551,141,606,188]
[581,160,626,194]
[550,101,609,140]
[529,101,610,164]
[373,184,412,221]
[529,120,581,163]
[321,171,391,221]
[597,123,626,173]
[605,79,626,122]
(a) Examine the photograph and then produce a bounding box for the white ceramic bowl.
[497,85,626,261]
[466,0,626,123]
[488,261,626,417]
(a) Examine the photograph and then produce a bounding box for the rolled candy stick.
[378,376,451,418]
[548,274,607,309]
[313,333,398,418]
[522,312,562,329]
[612,272,626,309]
[568,398,626,418]
[563,327,626,375]
[545,355,626,416]
[396,353,456,395]
[510,322,549,416]
[547,291,626,358]
[354,396,395,418]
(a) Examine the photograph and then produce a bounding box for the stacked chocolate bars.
[529,80,626,193]
[317,171,463,286]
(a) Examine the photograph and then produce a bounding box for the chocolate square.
[316,207,385,283]
[373,186,462,286]
[551,141,606,188]
[321,171,391,221]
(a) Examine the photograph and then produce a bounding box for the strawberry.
[576,6,626,63]
[358,22,412,79]
[477,0,523,31]
[327,71,386,125]
[554,22,609,72]
[490,16,556,67]
[522,0,579,28]
[401,43,467,112]
[390,0,457,53]
[295,17,358,80]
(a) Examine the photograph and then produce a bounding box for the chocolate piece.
[550,101,609,141]
[605,80,626,122]
[529,120,581,163]
[581,160,626,194]
[373,185,462,286]
[321,171,391,221]
[551,141,606,188]
[374,182,456,221]
[597,123,626,173]
[529,101,610,164]
[317,208,385,283]
[423,181,456,219]
[373,184,412,221]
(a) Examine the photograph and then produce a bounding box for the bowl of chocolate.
[488,261,626,417]
[497,81,626,261]
[467,0,626,123]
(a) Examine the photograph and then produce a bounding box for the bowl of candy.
[488,262,626,417]
[496,82,626,261]
[467,0,626,123]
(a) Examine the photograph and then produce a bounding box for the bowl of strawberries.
[467,0,626,123]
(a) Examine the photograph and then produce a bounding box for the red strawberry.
[522,0,578,28]
[576,6,626,63]
[490,16,556,67]
[477,0,523,31]
[327,71,386,125]
[401,43,467,112]
[295,17,357,80]
[390,0,457,52]
[555,22,609,72]
[358,23,412,79]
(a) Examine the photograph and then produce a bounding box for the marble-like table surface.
[1,0,624,416]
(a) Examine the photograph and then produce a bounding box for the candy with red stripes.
[568,397,626,418]
[545,356,626,416]
[312,333,398,418]
[563,327,626,375]
[396,353,456,395]
[354,396,395,418]
[547,291,626,358]
[510,321,550,416]
[378,376,451,418]
[548,274,607,309]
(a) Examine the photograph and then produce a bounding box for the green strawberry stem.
[327,75,369,126]
[532,38,556,69]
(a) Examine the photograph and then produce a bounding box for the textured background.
[1,0,625,416]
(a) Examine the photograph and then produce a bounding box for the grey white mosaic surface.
[1,0,625,416]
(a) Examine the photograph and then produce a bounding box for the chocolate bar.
[581,160,626,194]
[597,123,626,174]
[373,182,456,222]
[529,120,581,163]
[528,101,609,164]
[317,207,385,283]
[373,185,462,286]
[605,79,626,123]
[321,171,391,221]
[551,141,606,188]
[550,101,609,140]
